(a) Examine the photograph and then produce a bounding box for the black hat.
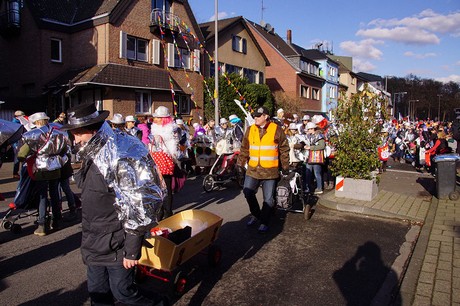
[252,106,270,118]
[61,103,109,131]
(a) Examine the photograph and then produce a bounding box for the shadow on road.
[17,281,88,306]
[0,231,82,280]
[416,176,436,197]
[333,241,402,306]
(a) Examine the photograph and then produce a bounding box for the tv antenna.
[261,0,267,23]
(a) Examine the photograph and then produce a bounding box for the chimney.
[287,29,292,44]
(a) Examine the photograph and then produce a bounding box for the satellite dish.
[260,20,266,27]
[264,23,273,32]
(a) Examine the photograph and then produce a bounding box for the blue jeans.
[87,265,158,306]
[36,181,49,225]
[305,163,323,192]
[48,179,62,221]
[243,175,276,225]
[59,178,76,210]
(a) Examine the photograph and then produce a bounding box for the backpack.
[276,172,296,209]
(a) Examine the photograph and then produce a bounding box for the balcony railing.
[150,9,181,31]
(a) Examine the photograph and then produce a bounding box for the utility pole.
[214,0,219,124]
[437,94,442,122]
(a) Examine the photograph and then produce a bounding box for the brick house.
[199,16,269,84]
[0,0,205,122]
[246,22,324,114]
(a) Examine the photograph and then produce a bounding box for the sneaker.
[258,224,269,234]
[34,224,47,236]
[314,190,323,195]
[246,216,258,227]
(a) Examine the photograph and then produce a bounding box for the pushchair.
[1,165,44,234]
[192,135,216,175]
[202,139,245,192]
[276,166,313,220]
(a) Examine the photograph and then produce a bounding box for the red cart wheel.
[173,271,187,296]
[207,245,222,267]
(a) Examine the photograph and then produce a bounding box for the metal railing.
[150,9,181,31]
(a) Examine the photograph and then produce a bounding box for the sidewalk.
[318,167,460,306]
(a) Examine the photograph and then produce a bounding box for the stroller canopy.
[0,119,25,147]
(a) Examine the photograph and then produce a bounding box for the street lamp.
[408,100,419,121]
[393,92,407,119]
[437,94,442,122]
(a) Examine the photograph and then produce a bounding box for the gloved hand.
[281,169,290,175]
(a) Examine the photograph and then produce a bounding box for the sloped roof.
[49,64,182,92]
[199,16,269,65]
[26,0,119,24]
[246,19,298,57]
[356,72,383,82]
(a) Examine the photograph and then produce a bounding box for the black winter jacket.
[75,159,143,266]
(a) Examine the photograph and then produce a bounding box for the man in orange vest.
[237,106,290,233]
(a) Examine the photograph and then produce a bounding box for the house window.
[300,85,309,98]
[257,72,264,84]
[174,48,190,69]
[232,35,247,54]
[312,88,320,100]
[225,64,242,76]
[135,91,151,114]
[51,38,62,63]
[152,0,170,11]
[127,36,148,62]
[176,95,191,115]
[244,69,257,83]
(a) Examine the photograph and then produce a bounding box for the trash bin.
[433,154,460,200]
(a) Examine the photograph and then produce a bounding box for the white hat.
[311,115,325,124]
[305,122,317,130]
[219,118,228,124]
[288,123,298,130]
[228,114,238,121]
[192,122,199,128]
[176,119,184,125]
[29,112,50,123]
[302,115,310,121]
[110,113,125,124]
[277,108,284,114]
[152,106,171,118]
[125,115,136,122]
[292,113,299,118]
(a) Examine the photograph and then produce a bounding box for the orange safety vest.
[248,122,279,168]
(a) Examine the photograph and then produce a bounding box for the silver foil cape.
[22,125,70,171]
[78,122,166,234]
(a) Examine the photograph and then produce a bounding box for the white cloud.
[208,11,229,21]
[403,51,437,59]
[339,39,383,60]
[357,27,440,45]
[436,74,460,84]
[352,59,376,72]
[359,10,460,45]
[456,61,460,66]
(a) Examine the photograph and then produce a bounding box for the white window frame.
[176,95,191,115]
[135,91,152,114]
[312,88,320,100]
[151,39,161,65]
[119,31,148,62]
[51,38,62,63]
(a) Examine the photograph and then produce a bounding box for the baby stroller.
[276,167,312,221]
[193,135,216,175]
[202,139,245,192]
[1,165,44,233]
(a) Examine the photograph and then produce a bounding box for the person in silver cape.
[61,103,167,306]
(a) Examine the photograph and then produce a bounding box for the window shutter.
[193,49,200,72]
[151,39,160,65]
[167,43,175,67]
[119,31,127,58]
[242,38,247,54]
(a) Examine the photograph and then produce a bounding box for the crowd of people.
[3,103,460,304]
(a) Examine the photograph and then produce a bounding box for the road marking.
[386,169,423,175]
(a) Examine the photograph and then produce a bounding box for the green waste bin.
[433,154,460,200]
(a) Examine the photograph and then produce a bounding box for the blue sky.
[188,0,460,84]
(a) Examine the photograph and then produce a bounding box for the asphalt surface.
[0,162,414,305]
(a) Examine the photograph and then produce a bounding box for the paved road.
[0,162,415,305]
